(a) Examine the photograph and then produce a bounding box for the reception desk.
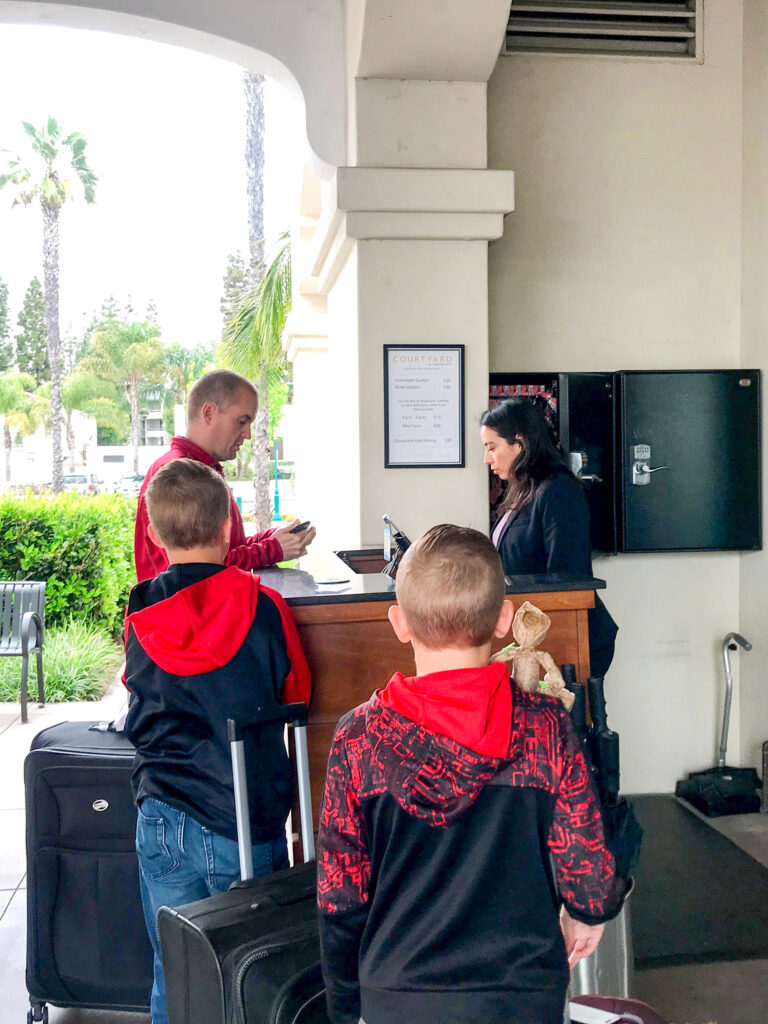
[259,550,604,833]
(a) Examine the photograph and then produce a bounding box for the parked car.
[63,473,101,495]
[116,473,145,497]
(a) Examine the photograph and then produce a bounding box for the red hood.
[125,566,259,675]
[378,661,512,758]
[369,663,514,826]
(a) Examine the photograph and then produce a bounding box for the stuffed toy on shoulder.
[491,600,575,711]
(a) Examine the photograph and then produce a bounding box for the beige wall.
[487,0,747,792]
[739,0,768,772]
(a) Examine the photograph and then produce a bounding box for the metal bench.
[0,581,45,722]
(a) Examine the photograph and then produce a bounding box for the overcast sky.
[0,24,304,351]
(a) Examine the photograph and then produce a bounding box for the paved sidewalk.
[0,680,149,1022]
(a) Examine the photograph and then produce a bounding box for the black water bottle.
[562,664,589,748]
[588,675,620,803]
[561,663,578,695]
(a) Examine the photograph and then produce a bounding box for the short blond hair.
[146,459,230,550]
[395,524,506,649]
[187,370,258,423]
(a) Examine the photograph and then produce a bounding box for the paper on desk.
[296,547,350,582]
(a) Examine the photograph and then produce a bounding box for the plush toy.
[491,600,575,711]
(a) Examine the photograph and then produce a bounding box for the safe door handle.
[632,461,670,486]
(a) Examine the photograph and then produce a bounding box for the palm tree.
[80,320,164,474]
[220,232,291,529]
[244,70,266,276]
[61,371,128,470]
[0,117,97,494]
[163,342,215,436]
[0,371,38,484]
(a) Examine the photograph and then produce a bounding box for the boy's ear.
[147,523,165,551]
[220,516,232,549]
[387,603,412,645]
[494,599,515,640]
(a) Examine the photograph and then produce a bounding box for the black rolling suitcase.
[158,703,328,1024]
[24,720,153,1023]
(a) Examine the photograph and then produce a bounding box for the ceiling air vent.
[504,1,700,59]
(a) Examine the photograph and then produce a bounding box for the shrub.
[0,491,135,633]
[0,619,122,702]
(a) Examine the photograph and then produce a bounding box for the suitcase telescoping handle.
[227,703,314,883]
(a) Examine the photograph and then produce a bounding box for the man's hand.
[559,906,604,968]
[274,523,317,561]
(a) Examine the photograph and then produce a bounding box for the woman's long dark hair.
[481,397,571,516]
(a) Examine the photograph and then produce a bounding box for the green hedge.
[0,492,136,633]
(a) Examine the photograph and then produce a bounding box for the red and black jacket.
[317,662,627,1024]
[123,563,311,842]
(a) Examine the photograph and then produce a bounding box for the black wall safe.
[487,369,762,554]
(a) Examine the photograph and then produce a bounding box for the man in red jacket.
[134,369,315,581]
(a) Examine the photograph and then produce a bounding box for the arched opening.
[0,14,332,521]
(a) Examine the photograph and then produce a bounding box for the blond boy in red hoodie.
[124,459,311,1024]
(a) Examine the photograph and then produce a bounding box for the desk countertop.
[259,549,605,607]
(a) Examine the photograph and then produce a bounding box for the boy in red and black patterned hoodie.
[317,524,627,1024]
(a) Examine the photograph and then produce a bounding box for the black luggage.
[158,703,328,1024]
[24,720,153,1022]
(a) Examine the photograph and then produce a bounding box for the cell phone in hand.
[290,520,311,534]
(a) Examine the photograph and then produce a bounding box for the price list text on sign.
[384,345,465,468]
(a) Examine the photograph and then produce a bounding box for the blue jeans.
[136,796,289,1024]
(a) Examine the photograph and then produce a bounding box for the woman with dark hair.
[480,397,617,678]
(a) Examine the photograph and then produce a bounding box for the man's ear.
[147,523,165,551]
[200,400,217,426]
[494,599,515,639]
[387,603,412,644]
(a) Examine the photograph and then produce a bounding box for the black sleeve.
[319,906,368,1024]
[539,476,592,575]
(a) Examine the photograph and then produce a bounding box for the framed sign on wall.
[384,344,465,468]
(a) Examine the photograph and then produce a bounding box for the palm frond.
[2,118,97,206]
[220,231,291,380]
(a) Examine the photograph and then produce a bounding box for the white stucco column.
[289,163,514,546]
[341,168,514,543]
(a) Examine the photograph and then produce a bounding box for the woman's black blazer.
[494,469,618,676]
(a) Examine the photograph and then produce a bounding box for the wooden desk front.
[290,587,594,831]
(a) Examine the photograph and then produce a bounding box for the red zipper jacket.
[317,663,627,1024]
[133,436,283,581]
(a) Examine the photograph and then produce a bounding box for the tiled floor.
[1,687,767,1024]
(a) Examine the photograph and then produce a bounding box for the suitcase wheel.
[27,1003,48,1024]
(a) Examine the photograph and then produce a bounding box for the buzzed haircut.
[395,524,506,649]
[187,370,258,423]
[146,459,231,550]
